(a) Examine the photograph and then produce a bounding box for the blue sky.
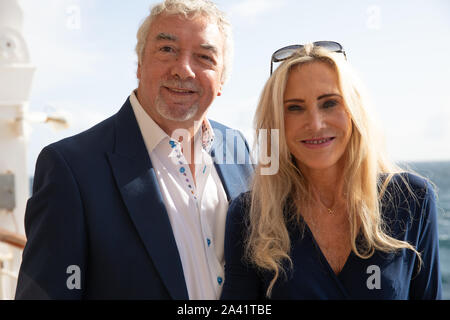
[19,0,450,173]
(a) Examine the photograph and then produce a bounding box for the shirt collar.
[130,90,168,152]
[130,89,215,154]
[199,116,215,154]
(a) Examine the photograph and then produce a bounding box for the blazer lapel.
[107,99,188,300]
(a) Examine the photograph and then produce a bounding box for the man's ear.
[137,64,141,80]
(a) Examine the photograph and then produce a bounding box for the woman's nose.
[305,109,325,132]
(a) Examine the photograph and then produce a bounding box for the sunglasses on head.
[270,41,347,75]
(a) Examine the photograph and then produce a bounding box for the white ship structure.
[0,0,68,299]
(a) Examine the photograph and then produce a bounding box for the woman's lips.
[300,137,335,149]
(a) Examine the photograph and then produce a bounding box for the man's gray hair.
[135,0,233,83]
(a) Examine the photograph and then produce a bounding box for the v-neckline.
[297,222,353,299]
[302,220,353,278]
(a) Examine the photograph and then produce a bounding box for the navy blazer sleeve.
[15,145,88,299]
[409,180,442,299]
[221,193,264,300]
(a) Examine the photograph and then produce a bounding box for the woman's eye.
[286,105,303,112]
[322,100,338,109]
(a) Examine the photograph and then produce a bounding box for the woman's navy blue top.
[220,173,442,300]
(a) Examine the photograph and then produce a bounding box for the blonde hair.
[248,44,422,297]
[135,0,233,83]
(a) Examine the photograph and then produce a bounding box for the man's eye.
[323,100,338,109]
[199,54,214,63]
[160,46,175,53]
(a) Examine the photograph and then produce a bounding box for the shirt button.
[207,238,211,247]
[217,277,223,285]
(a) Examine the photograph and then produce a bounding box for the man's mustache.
[160,79,202,93]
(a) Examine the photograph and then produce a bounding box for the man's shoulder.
[209,119,231,133]
[45,98,133,159]
[48,112,117,157]
[209,119,247,142]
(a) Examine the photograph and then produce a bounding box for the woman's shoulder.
[227,191,252,223]
[229,191,251,210]
[382,172,435,200]
[380,172,437,222]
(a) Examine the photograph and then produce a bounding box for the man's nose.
[171,53,195,80]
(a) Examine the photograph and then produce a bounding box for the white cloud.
[30,43,105,93]
[385,108,450,162]
[424,111,450,140]
[209,95,257,127]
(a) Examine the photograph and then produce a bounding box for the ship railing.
[0,228,26,300]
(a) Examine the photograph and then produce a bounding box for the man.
[15,0,253,300]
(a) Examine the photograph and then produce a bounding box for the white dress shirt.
[130,91,229,300]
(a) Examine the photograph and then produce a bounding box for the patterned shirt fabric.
[130,90,228,299]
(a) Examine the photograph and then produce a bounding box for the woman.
[220,42,442,299]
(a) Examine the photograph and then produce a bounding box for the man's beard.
[155,79,201,121]
[155,96,199,122]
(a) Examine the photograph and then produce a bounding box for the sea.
[27,161,450,299]
[407,161,450,299]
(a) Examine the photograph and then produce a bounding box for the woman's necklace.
[320,201,337,214]
[315,194,342,215]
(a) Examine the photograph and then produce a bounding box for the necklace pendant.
[327,208,333,214]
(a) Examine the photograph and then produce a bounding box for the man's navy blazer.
[15,98,254,299]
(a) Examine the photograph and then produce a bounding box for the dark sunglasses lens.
[314,41,342,52]
[273,47,301,62]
